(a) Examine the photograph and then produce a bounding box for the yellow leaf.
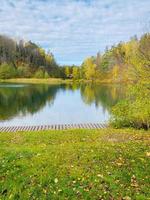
[146,152,150,157]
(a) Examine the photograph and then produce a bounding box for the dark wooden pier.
[0,123,107,133]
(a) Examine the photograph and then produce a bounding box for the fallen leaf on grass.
[146,152,150,157]
[54,178,58,183]
[123,196,131,200]
[116,162,123,167]
[97,174,104,178]
[131,175,139,189]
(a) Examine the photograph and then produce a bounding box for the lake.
[0,83,125,126]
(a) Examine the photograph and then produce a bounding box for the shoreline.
[0,78,134,85]
[0,123,107,132]
[0,78,72,85]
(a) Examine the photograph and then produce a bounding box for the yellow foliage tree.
[72,67,79,80]
[65,67,71,78]
[39,48,45,57]
[83,57,97,80]
[112,65,119,81]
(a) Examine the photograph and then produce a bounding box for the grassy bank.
[0,78,72,85]
[0,78,133,85]
[0,128,150,199]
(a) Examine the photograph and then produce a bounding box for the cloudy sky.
[0,0,150,65]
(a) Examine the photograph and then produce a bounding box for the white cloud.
[0,0,150,64]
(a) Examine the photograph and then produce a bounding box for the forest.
[0,35,66,79]
[66,33,150,84]
[0,33,150,84]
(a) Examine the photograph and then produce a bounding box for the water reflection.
[80,84,125,110]
[0,83,125,125]
[0,84,58,120]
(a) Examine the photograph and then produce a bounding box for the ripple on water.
[0,84,28,88]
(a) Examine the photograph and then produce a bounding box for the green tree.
[0,35,59,78]
[44,71,49,78]
[0,63,17,79]
[34,69,45,78]
[17,65,32,78]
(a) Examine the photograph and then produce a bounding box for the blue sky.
[0,0,150,65]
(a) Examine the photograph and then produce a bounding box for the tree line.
[0,35,67,79]
[63,33,150,130]
[1,33,149,83]
[64,33,150,83]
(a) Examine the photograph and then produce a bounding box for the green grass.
[0,78,72,85]
[0,128,150,199]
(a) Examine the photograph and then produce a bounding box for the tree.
[82,57,97,80]
[0,35,59,78]
[112,65,119,81]
[17,65,32,78]
[111,34,150,129]
[72,67,79,80]
[111,84,150,129]
[34,69,45,78]
[44,71,49,78]
[65,66,71,78]
[0,35,16,65]
[0,63,17,79]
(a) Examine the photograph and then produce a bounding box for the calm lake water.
[0,83,125,126]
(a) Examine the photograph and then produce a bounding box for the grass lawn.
[0,78,72,85]
[0,128,150,199]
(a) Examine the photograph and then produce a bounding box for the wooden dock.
[0,123,107,133]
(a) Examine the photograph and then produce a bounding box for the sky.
[0,0,150,65]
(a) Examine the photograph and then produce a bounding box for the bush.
[44,71,49,78]
[34,69,45,78]
[33,69,50,79]
[111,84,150,130]
[0,63,17,79]
[17,66,32,78]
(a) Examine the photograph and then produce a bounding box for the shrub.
[0,63,17,79]
[17,66,32,78]
[44,71,49,78]
[34,69,45,78]
[111,84,150,130]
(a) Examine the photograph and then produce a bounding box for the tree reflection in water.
[0,83,126,121]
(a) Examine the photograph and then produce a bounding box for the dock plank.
[0,123,107,133]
